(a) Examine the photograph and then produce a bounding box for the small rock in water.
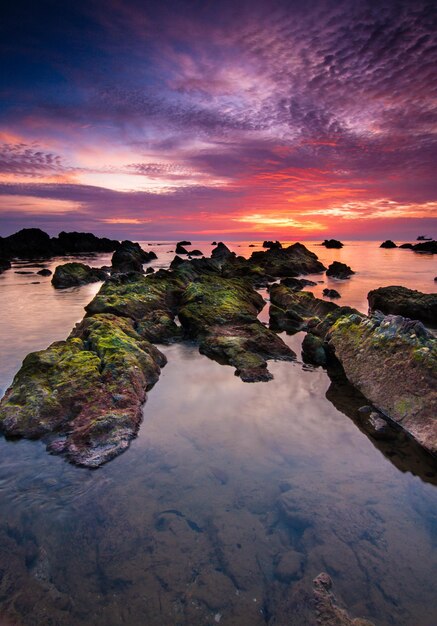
[323,288,341,298]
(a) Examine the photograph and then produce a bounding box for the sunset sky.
[1,0,436,240]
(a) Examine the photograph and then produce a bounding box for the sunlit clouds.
[0,0,436,238]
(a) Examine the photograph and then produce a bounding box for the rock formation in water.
[322,239,343,248]
[51,263,108,288]
[326,261,355,279]
[111,240,157,274]
[262,240,282,249]
[412,240,437,254]
[380,240,397,248]
[323,288,341,298]
[368,285,437,325]
[0,228,120,260]
[326,313,437,456]
[312,573,375,626]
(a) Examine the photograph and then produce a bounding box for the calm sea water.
[0,241,436,625]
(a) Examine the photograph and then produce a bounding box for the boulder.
[36,268,52,276]
[178,240,191,246]
[211,242,236,263]
[52,263,108,288]
[368,286,437,325]
[175,243,189,254]
[322,239,343,248]
[412,240,437,254]
[323,288,341,298]
[111,240,156,273]
[327,313,437,455]
[280,277,317,290]
[188,249,203,256]
[0,258,11,273]
[326,261,355,279]
[262,240,282,250]
[399,243,413,249]
[380,240,397,248]
[302,333,327,366]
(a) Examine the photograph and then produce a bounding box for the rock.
[327,313,437,455]
[145,267,155,274]
[262,240,282,249]
[188,249,203,256]
[175,243,189,254]
[0,257,11,273]
[274,550,304,582]
[211,242,236,263]
[170,255,185,269]
[51,263,108,289]
[0,314,166,467]
[36,268,52,276]
[15,271,34,275]
[269,285,339,333]
[0,228,120,259]
[178,240,191,246]
[322,239,343,248]
[302,333,327,366]
[313,573,375,625]
[211,241,217,245]
[326,261,355,279]
[412,240,437,254]
[178,275,295,381]
[111,240,156,273]
[399,243,413,249]
[248,244,256,247]
[380,240,397,248]
[323,288,341,298]
[280,277,317,290]
[368,286,437,325]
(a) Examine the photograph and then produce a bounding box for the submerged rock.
[327,313,437,455]
[37,268,52,276]
[326,261,355,279]
[368,285,437,326]
[322,239,343,248]
[313,573,375,626]
[380,240,397,248]
[111,240,156,273]
[52,263,108,288]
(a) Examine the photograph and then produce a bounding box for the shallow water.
[0,241,436,625]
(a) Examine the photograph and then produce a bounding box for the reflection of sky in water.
[0,242,436,625]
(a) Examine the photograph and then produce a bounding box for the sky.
[1,0,436,240]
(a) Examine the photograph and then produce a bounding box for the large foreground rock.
[0,314,166,467]
[51,262,108,288]
[327,313,437,455]
[368,286,437,326]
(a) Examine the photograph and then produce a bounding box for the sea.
[0,240,436,625]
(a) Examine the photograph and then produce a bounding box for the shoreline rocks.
[321,239,343,248]
[326,261,355,279]
[111,240,157,274]
[368,286,437,326]
[52,263,108,289]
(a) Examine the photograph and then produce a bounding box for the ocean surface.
[0,241,436,625]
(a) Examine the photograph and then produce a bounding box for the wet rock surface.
[326,261,355,279]
[327,313,437,455]
[52,263,108,288]
[111,240,157,274]
[368,285,437,326]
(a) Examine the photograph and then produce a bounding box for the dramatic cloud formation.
[0,0,436,239]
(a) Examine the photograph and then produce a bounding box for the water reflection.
[0,242,436,626]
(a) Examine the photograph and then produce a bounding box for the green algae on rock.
[327,313,437,456]
[368,285,437,326]
[51,262,108,289]
[178,275,295,381]
[0,313,166,467]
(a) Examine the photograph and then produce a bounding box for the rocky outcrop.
[51,263,108,288]
[327,313,437,455]
[380,240,397,248]
[0,257,11,273]
[178,275,295,381]
[175,242,189,254]
[263,240,282,249]
[0,228,120,260]
[312,573,375,626]
[323,288,341,298]
[326,261,355,279]
[413,240,437,254]
[111,241,157,273]
[368,286,437,326]
[0,314,166,467]
[211,242,236,263]
[188,249,203,256]
[322,239,343,248]
[269,285,339,333]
